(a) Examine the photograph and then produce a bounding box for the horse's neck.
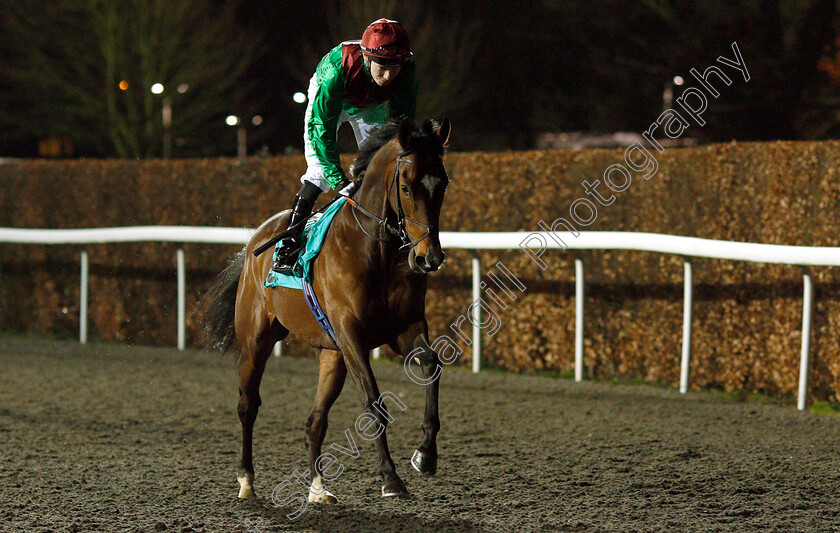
[336,149,400,271]
[356,156,391,225]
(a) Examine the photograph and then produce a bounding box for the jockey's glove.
[337,179,358,198]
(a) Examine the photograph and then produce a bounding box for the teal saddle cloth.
[264,198,347,290]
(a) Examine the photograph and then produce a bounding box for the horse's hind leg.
[304,349,347,504]
[237,319,284,499]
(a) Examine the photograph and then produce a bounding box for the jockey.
[272,18,418,274]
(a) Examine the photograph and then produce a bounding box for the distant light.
[177,83,189,94]
[293,92,306,104]
[251,115,263,126]
[226,115,240,126]
[151,83,164,94]
[673,76,684,86]
[118,80,129,91]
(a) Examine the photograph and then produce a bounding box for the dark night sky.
[236,0,834,155]
[234,1,317,153]
[2,1,837,157]
[234,1,578,153]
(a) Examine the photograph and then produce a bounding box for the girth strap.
[302,278,338,345]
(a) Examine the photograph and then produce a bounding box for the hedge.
[2,139,840,403]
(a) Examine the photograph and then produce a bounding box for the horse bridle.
[345,150,436,251]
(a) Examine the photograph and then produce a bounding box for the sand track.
[1,337,839,532]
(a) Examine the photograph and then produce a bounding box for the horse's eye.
[401,184,410,196]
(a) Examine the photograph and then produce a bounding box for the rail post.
[575,258,584,382]
[472,254,482,373]
[177,248,185,351]
[798,270,813,411]
[680,260,693,394]
[80,250,89,344]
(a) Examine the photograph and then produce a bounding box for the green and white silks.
[300,43,418,192]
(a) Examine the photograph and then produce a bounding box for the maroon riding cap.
[360,18,411,63]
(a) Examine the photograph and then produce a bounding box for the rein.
[345,149,435,251]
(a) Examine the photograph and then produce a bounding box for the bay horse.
[202,117,451,505]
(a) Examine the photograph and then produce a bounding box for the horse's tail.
[199,248,245,357]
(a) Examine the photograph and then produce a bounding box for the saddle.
[264,198,347,290]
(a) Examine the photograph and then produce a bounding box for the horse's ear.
[435,117,451,148]
[398,117,413,152]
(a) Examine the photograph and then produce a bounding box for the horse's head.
[389,117,451,273]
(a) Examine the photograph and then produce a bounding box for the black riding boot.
[271,182,321,275]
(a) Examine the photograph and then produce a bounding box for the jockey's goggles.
[369,55,404,67]
[361,45,410,67]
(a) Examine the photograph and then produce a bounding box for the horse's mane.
[350,120,446,178]
[350,121,401,178]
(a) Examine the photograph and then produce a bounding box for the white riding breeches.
[301,73,388,192]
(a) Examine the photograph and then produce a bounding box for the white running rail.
[2,226,838,411]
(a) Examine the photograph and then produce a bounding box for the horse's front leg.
[396,320,440,476]
[340,333,409,498]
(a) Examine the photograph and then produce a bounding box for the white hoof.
[308,475,338,504]
[238,473,255,499]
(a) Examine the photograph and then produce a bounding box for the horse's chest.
[384,282,425,321]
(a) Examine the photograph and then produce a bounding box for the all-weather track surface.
[1,338,840,533]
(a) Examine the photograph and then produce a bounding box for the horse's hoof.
[237,473,256,499]
[381,478,409,498]
[308,476,338,504]
[411,449,437,476]
[308,488,338,504]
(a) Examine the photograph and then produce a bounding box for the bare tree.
[0,0,265,158]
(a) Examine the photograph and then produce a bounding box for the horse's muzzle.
[411,247,445,273]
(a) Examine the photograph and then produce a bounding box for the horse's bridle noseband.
[345,150,437,252]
